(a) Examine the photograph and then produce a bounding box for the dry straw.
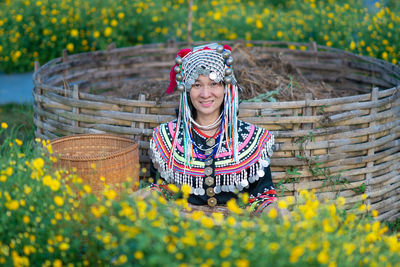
[33,41,400,221]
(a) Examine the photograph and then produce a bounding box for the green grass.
[0,103,34,142]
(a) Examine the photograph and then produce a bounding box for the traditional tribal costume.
[149,43,277,213]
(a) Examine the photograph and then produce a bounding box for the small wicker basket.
[50,134,140,195]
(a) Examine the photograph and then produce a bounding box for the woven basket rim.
[50,133,138,162]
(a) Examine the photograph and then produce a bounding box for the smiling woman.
[147,43,277,214]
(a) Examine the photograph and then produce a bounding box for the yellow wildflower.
[66,43,74,52]
[6,200,19,210]
[1,122,8,129]
[54,196,64,206]
[70,29,79,37]
[32,158,44,170]
[235,259,249,267]
[268,208,278,219]
[15,139,23,146]
[317,251,329,264]
[134,251,144,260]
[289,246,304,263]
[227,199,242,214]
[59,243,69,251]
[104,27,112,37]
[104,189,117,200]
[201,217,214,228]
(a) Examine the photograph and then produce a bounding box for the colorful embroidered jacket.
[149,119,277,212]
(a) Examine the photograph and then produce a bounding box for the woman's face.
[189,74,225,122]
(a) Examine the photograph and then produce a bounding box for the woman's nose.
[199,87,211,97]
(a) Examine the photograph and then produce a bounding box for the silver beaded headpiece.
[174,43,237,92]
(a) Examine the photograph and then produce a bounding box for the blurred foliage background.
[0,0,398,73]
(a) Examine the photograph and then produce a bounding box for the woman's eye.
[211,82,218,86]
[194,83,201,88]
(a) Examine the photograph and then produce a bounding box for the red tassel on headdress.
[223,44,232,51]
[166,48,192,94]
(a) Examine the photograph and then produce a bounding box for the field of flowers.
[1,121,400,266]
[0,0,398,73]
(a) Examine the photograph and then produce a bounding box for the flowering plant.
[1,122,399,266]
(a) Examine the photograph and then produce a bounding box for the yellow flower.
[0,175,6,182]
[255,19,263,29]
[276,31,283,38]
[226,199,242,214]
[235,259,249,267]
[336,196,346,206]
[5,167,13,176]
[201,217,214,228]
[59,243,69,251]
[32,158,45,170]
[181,184,191,198]
[15,139,23,146]
[83,185,92,194]
[343,243,356,255]
[16,14,23,22]
[111,19,118,27]
[1,122,8,129]
[23,215,30,224]
[278,200,288,209]
[372,209,379,218]
[104,27,112,37]
[70,29,79,37]
[118,12,125,19]
[50,179,60,191]
[134,251,144,260]
[269,242,279,252]
[268,208,277,219]
[66,43,74,52]
[54,196,64,206]
[6,200,19,210]
[24,186,32,195]
[289,246,304,263]
[93,31,100,38]
[167,184,179,193]
[350,41,356,50]
[53,259,62,267]
[317,251,329,264]
[104,189,117,200]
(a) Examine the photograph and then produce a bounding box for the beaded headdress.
[166,43,240,170]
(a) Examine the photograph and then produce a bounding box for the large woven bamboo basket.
[50,134,140,195]
[33,41,400,221]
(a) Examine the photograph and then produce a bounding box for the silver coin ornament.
[259,159,270,167]
[249,176,255,183]
[229,184,235,192]
[216,45,224,53]
[224,76,232,84]
[194,188,199,195]
[174,65,181,73]
[175,56,183,65]
[199,188,205,195]
[175,73,183,81]
[221,185,228,192]
[240,179,249,187]
[222,50,231,59]
[177,84,185,92]
[225,68,233,76]
[214,185,221,194]
[226,57,234,66]
[209,72,217,81]
[257,169,265,177]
